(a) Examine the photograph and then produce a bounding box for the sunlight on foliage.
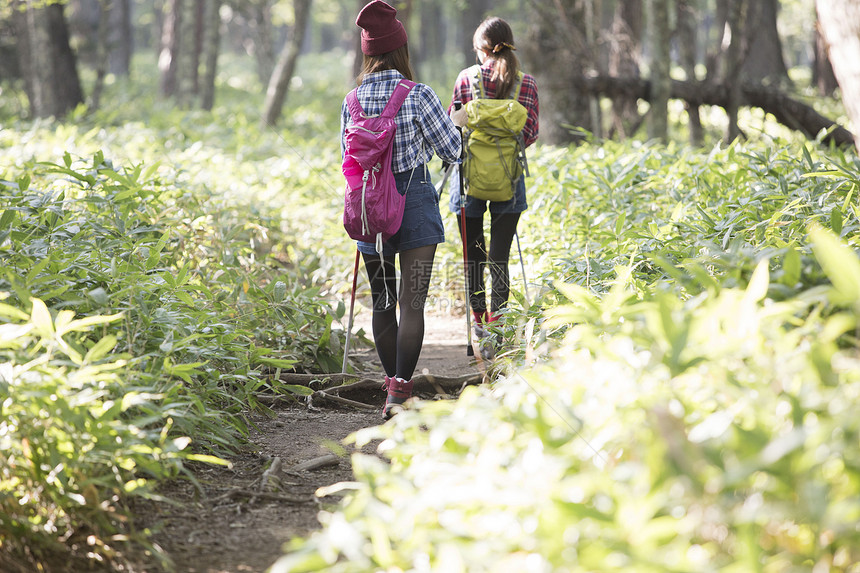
[3,44,860,572]
[0,68,351,566]
[273,142,860,573]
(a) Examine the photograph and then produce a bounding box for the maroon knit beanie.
[356,0,407,56]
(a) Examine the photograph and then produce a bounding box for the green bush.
[273,141,860,572]
[0,149,344,568]
[0,299,200,569]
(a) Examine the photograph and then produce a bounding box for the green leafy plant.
[0,91,350,567]
[272,141,860,573]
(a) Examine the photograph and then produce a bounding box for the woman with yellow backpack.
[447,16,539,358]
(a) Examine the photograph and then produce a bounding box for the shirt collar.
[361,69,405,84]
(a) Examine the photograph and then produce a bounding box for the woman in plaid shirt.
[341,0,461,418]
[448,16,540,357]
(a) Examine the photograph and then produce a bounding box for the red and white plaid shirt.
[449,60,540,148]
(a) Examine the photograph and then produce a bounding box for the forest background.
[3,0,860,572]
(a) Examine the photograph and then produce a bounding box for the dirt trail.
[134,311,477,573]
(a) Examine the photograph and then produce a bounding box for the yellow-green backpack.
[463,65,529,202]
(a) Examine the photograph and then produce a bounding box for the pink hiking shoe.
[382,376,413,419]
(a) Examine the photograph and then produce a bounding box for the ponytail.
[473,18,520,99]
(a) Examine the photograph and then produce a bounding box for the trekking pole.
[455,101,474,357]
[435,162,455,196]
[514,231,531,307]
[341,249,361,374]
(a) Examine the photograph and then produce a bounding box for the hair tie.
[492,42,516,53]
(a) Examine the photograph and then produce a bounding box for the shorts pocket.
[402,186,428,233]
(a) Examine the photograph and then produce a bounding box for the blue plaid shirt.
[341,70,461,174]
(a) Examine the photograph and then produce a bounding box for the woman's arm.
[418,86,462,164]
[519,74,539,147]
[448,70,473,113]
[339,98,350,156]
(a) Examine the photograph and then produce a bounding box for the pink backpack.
[342,79,415,252]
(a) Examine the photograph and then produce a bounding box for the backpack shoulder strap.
[380,79,416,119]
[468,65,485,99]
[345,88,364,120]
[510,71,525,100]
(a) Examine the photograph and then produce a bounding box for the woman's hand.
[449,106,468,128]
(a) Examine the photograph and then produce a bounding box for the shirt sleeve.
[417,85,462,164]
[449,70,474,111]
[518,74,539,148]
[340,98,349,157]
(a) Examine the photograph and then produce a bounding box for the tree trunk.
[677,0,703,146]
[153,0,164,57]
[158,0,201,106]
[574,73,854,148]
[200,1,222,111]
[584,0,601,138]
[705,0,730,82]
[191,0,205,95]
[159,0,182,97]
[816,0,860,154]
[90,0,112,112]
[724,0,748,142]
[67,0,100,66]
[108,0,132,76]
[252,1,276,87]
[813,21,839,97]
[174,0,198,105]
[647,0,670,142]
[13,2,40,113]
[261,0,312,128]
[460,0,489,68]
[352,0,363,80]
[608,0,642,139]
[417,0,444,83]
[524,0,593,145]
[398,0,413,37]
[741,0,789,85]
[0,18,20,80]
[13,0,85,118]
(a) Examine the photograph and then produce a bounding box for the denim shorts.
[356,166,445,256]
[448,165,528,217]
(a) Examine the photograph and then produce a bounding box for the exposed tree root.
[258,456,282,492]
[310,391,377,411]
[329,373,484,396]
[258,372,486,411]
[206,488,311,505]
[285,453,340,473]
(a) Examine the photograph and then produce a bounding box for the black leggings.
[456,212,520,317]
[362,244,436,380]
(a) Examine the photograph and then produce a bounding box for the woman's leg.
[362,252,398,377]
[487,212,521,315]
[456,214,488,317]
[395,244,437,380]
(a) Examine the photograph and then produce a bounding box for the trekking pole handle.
[453,100,465,155]
[454,102,463,134]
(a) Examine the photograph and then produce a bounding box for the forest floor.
[130,310,480,573]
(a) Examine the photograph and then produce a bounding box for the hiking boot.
[382,376,413,419]
[479,335,497,361]
[474,311,500,361]
[473,322,489,340]
[472,310,490,340]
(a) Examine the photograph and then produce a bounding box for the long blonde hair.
[357,44,415,85]
[473,17,520,99]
